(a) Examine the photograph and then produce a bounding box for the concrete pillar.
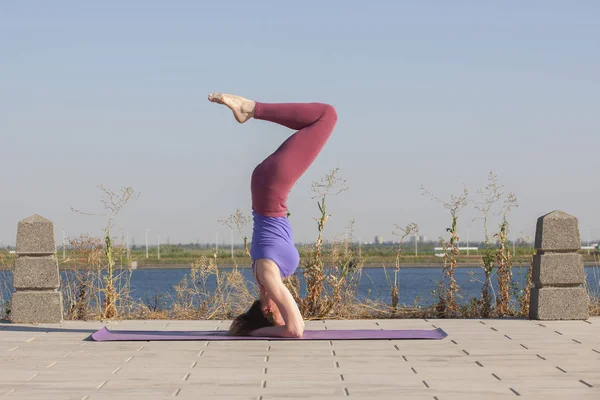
[11,214,63,323]
[529,210,589,320]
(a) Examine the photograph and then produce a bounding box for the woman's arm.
[250,259,305,338]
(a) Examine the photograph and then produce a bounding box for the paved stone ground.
[0,318,598,399]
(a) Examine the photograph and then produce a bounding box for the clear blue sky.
[1,1,599,248]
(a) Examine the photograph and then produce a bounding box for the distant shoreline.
[130,261,600,270]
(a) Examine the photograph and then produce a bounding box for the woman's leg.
[208,92,338,217]
[251,100,338,217]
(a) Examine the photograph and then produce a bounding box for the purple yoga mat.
[91,326,447,341]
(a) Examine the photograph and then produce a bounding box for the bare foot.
[208,93,256,123]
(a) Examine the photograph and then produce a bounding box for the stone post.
[529,210,589,320]
[11,214,63,323]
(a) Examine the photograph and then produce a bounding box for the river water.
[2,265,598,309]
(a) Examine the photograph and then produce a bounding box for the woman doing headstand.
[208,93,338,338]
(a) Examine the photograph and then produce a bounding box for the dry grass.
[0,247,15,320]
[2,173,598,322]
[421,185,468,318]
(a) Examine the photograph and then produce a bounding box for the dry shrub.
[586,259,600,317]
[389,223,419,311]
[62,234,101,320]
[422,185,468,318]
[323,220,363,318]
[62,233,135,320]
[71,185,137,320]
[170,255,255,320]
[0,248,15,320]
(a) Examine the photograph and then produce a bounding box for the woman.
[208,93,338,337]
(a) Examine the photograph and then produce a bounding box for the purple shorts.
[250,211,300,279]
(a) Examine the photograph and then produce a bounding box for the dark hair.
[228,300,274,336]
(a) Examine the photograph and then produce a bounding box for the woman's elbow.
[285,322,305,338]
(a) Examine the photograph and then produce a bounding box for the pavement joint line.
[267,345,271,351]
[264,355,270,362]
[46,361,57,368]
[402,355,408,362]
[183,373,190,381]
[450,340,458,345]
[462,349,470,355]
[8,346,19,352]
[96,380,107,390]
[538,323,546,327]
[520,344,528,349]
[572,339,581,344]
[339,374,344,381]
[510,388,521,396]
[2,389,15,396]
[331,350,336,356]
[63,351,73,358]
[554,330,563,335]
[190,361,197,368]
[197,351,204,357]
[112,367,120,374]
[490,327,498,331]
[125,356,133,363]
[81,396,89,400]
[537,354,546,360]
[431,324,437,328]
[335,361,340,368]
[411,367,417,374]
[375,322,380,326]
[25,337,35,343]
[256,396,263,400]
[479,321,486,325]
[344,388,350,396]
[263,368,267,375]
[504,335,512,340]
[329,341,333,346]
[204,341,210,347]
[136,345,144,351]
[579,380,593,388]
[475,361,484,367]
[422,380,429,388]
[492,373,501,381]
[556,366,567,373]
[394,345,400,350]
[593,349,600,354]
[172,389,181,397]
[261,380,266,388]
[583,320,592,324]
[27,373,39,381]
[324,326,328,330]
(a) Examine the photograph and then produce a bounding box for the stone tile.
[11,291,63,324]
[16,214,56,255]
[533,253,585,286]
[0,318,597,398]
[530,287,589,320]
[534,210,581,251]
[14,256,60,290]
